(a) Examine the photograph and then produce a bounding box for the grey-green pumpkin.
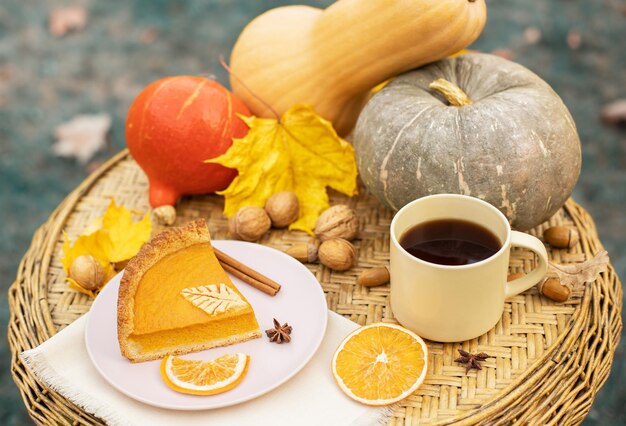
[354,53,581,230]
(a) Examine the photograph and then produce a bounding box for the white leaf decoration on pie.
[181,283,250,316]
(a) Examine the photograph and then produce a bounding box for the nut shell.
[229,206,271,241]
[357,266,390,287]
[543,226,579,249]
[539,278,571,302]
[152,205,176,226]
[286,241,319,263]
[265,192,299,228]
[507,272,525,281]
[314,205,358,241]
[318,238,356,271]
[69,255,106,291]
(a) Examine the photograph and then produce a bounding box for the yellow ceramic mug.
[390,194,548,342]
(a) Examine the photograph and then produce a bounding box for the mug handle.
[505,231,549,298]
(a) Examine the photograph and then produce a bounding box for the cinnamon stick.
[214,247,281,296]
[220,263,279,296]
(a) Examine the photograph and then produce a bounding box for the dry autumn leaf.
[567,30,582,50]
[49,5,88,37]
[549,250,609,288]
[207,105,358,234]
[62,199,152,297]
[601,99,626,126]
[52,114,111,163]
[523,27,542,45]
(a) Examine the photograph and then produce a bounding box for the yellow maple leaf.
[101,199,152,262]
[61,199,152,296]
[62,231,116,276]
[207,105,358,233]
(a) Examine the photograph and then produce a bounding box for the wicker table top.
[8,150,622,425]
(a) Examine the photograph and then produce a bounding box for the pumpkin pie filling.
[118,220,261,362]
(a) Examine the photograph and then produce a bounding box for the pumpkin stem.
[429,78,473,107]
[219,55,281,121]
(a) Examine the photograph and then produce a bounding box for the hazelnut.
[265,192,299,228]
[357,266,390,287]
[69,255,106,291]
[314,205,358,241]
[507,272,525,281]
[538,278,571,302]
[229,206,271,241]
[286,240,319,263]
[318,238,356,271]
[152,205,176,226]
[543,226,579,249]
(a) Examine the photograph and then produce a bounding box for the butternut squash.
[229,0,487,135]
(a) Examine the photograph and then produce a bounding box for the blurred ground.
[1,1,624,424]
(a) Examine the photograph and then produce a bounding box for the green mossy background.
[1,1,624,424]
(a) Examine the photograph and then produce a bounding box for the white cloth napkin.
[21,311,391,426]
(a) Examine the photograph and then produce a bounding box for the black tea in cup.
[399,219,501,266]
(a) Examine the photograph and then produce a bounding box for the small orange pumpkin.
[125,76,251,207]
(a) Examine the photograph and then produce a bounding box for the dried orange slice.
[332,323,428,405]
[160,353,249,395]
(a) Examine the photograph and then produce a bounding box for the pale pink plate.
[85,240,328,410]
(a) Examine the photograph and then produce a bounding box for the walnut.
[152,205,176,226]
[229,206,271,241]
[318,238,356,271]
[69,255,105,291]
[265,192,299,228]
[314,205,358,241]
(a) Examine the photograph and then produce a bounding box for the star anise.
[454,349,492,374]
[265,318,292,344]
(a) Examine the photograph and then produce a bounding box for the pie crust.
[117,219,261,362]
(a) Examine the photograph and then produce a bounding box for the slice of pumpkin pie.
[117,219,261,362]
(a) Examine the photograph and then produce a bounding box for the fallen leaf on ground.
[141,28,158,44]
[523,27,541,45]
[62,199,152,297]
[207,105,358,234]
[49,5,88,37]
[549,250,609,288]
[600,99,626,126]
[567,30,582,50]
[52,114,111,163]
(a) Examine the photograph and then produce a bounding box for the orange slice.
[160,353,249,395]
[332,323,428,405]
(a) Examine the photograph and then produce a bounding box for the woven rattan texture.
[8,150,622,425]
